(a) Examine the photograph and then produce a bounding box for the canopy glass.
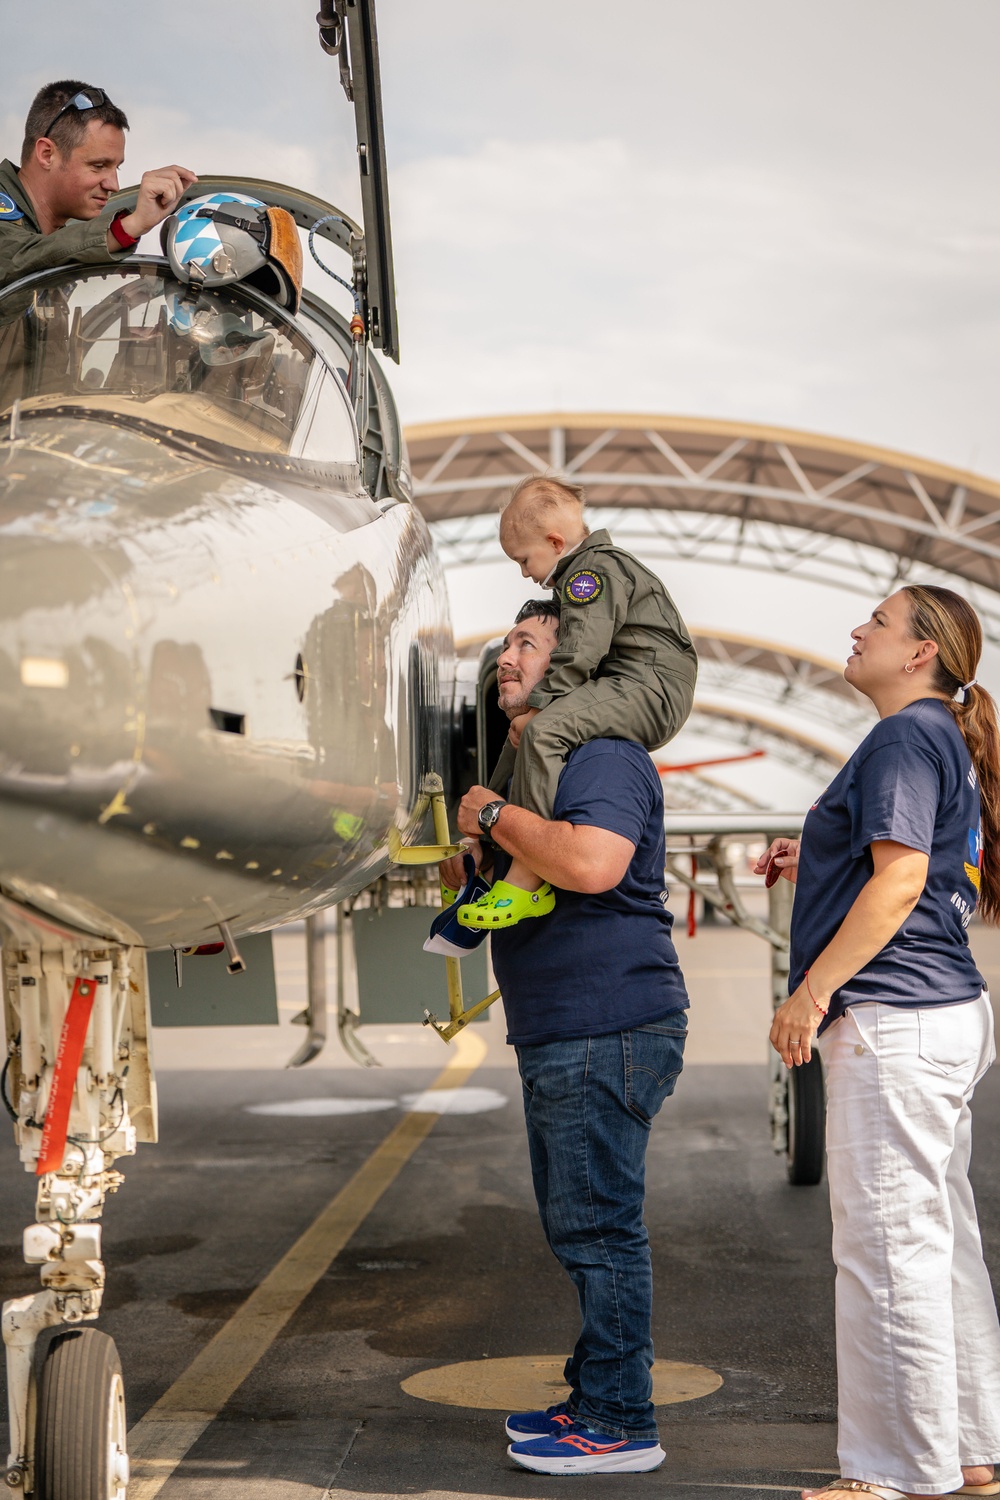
[0,264,358,464]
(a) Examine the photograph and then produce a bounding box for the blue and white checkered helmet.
[162,192,302,313]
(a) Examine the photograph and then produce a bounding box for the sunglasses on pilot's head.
[42,88,111,140]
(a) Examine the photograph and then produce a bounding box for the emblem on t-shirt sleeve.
[0,192,24,221]
[563,569,604,606]
[964,825,983,894]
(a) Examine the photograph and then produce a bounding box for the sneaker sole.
[507,1441,666,1474]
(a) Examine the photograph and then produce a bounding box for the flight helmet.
[164,295,273,366]
[162,192,303,314]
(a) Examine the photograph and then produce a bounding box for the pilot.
[0,80,198,291]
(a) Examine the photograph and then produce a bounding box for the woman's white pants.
[818,993,1000,1494]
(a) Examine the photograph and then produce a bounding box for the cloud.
[124,107,361,216]
[387,134,1000,475]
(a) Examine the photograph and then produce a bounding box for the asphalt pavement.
[3,917,1000,1500]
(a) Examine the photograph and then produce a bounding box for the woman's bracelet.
[804,970,828,1015]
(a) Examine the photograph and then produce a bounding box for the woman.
[756,585,1000,1500]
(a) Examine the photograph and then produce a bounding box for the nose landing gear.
[2,911,156,1497]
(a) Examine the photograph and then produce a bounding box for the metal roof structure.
[456,624,865,761]
[455,622,844,807]
[690,630,875,742]
[406,413,1000,640]
[660,770,763,816]
[684,706,844,778]
[413,412,999,806]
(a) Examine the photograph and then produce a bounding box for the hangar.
[407,411,1000,804]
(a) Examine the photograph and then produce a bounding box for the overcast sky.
[6,2,1000,804]
[6,0,1000,475]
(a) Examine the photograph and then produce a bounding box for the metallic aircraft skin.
[0,12,456,1487]
[0,264,455,950]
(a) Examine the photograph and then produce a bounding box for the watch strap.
[109,209,139,249]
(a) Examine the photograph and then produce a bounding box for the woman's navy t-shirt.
[790,697,984,1030]
[490,738,688,1046]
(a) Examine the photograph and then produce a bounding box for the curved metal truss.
[691,630,876,743]
[456,624,870,744]
[407,413,1000,639]
[685,706,844,780]
[456,625,852,794]
[660,769,764,816]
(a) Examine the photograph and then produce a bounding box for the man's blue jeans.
[516,1016,688,1440]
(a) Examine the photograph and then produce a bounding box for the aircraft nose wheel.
[785,1053,825,1186]
[35,1328,129,1500]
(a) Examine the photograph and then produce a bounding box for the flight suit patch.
[564,569,604,605]
[0,193,24,221]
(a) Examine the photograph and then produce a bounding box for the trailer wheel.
[35,1328,129,1500]
[786,1053,825,1186]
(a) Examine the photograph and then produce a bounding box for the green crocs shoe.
[440,884,460,908]
[456,880,556,929]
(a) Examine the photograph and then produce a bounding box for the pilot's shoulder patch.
[0,192,24,222]
[563,569,605,606]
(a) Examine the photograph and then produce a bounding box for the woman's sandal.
[805,1479,999,1499]
[806,1485,908,1500]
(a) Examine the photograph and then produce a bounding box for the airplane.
[0,6,821,1495]
[0,3,485,1494]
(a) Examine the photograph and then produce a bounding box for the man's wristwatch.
[477,799,506,836]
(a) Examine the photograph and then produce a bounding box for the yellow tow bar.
[388,774,500,1043]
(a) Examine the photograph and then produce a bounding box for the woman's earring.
[904,663,915,674]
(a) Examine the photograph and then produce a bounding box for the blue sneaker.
[507,1419,665,1474]
[504,1401,576,1440]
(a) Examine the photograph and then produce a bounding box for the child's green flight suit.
[489,528,698,816]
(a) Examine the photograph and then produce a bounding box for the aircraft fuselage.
[0,272,454,948]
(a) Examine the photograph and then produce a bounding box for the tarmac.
[3,909,1000,1500]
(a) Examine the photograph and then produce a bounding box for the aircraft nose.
[0,530,141,811]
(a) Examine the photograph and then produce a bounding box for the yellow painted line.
[126,1029,488,1498]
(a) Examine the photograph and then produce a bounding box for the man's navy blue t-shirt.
[490,739,688,1047]
[791,697,984,1031]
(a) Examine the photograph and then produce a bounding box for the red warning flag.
[36,976,98,1177]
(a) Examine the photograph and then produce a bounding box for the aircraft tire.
[35,1328,129,1500]
[785,1053,825,1186]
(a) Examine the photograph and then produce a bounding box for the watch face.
[479,800,501,831]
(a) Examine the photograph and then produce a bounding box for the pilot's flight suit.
[0,158,128,291]
[489,528,698,816]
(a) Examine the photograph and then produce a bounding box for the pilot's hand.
[120,166,199,238]
[508,708,539,750]
[753,837,800,885]
[457,785,504,839]
[769,982,823,1068]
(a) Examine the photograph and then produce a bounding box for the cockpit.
[0,262,360,466]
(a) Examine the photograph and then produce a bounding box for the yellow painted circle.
[401,1355,722,1410]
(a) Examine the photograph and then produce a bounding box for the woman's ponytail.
[947,683,1000,923]
[904,585,1000,924]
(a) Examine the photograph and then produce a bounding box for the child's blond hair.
[500,475,590,544]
